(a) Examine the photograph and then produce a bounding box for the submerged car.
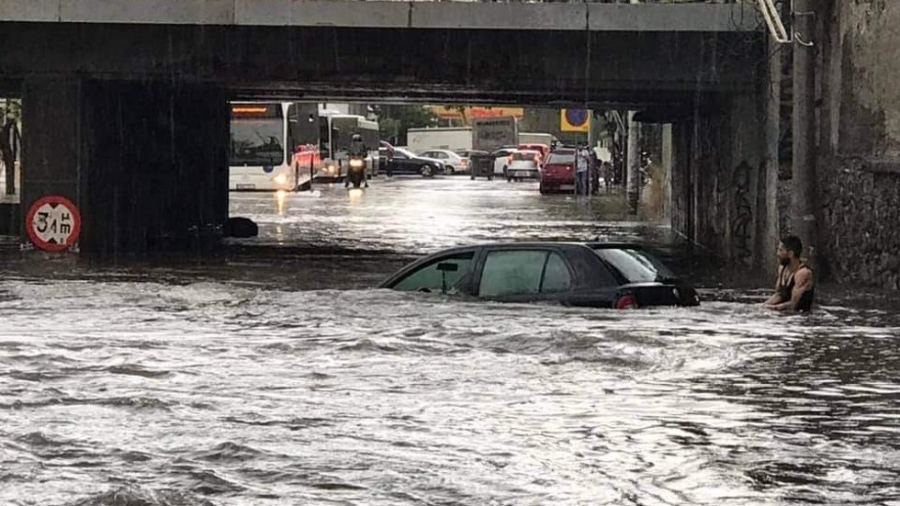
[378,242,700,309]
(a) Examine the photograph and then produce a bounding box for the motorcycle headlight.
[350,159,365,169]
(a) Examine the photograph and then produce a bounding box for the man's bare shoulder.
[795,267,814,286]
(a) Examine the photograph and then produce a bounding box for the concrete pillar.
[759,34,783,277]
[19,78,228,257]
[82,80,229,257]
[661,123,673,220]
[670,121,693,246]
[21,78,85,248]
[626,111,640,214]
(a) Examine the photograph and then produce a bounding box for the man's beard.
[779,256,791,266]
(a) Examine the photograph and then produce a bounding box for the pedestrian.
[575,147,589,196]
[0,110,20,196]
[763,235,815,312]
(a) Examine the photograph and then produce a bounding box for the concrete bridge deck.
[0,0,760,32]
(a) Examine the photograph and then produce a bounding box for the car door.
[493,149,515,175]
[387,249,479,295]
[392,151,414,173]
[474,248,574,303]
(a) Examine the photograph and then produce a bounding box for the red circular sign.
[25,195,82,252]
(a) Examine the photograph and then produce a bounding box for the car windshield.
[592,248,678,283]
[546,152,575,165]
[394,147,416,158]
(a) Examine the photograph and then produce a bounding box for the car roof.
[423,241,645,253]
[585,242,647,250]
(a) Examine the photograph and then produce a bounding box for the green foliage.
[375,105,437,146]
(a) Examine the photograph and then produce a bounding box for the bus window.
[230,118,284,166]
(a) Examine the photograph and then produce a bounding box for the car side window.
[479,251,545,297]
[391,252,475,293]
[541,252,572,293]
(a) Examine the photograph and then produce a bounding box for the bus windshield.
[230,118,284,166]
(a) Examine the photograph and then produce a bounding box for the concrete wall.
[671,92,766,268]
[817,0,900,289]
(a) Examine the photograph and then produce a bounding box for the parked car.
[490,147,519,177]
[418,149,470,175]
[378,242,700,309]
[381,147,445,177]
[461,149,494,180]
[505,150,542,181]
[517,143,551,162]
[539,148,576,194]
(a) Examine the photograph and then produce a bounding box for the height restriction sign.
[26,195,82,252]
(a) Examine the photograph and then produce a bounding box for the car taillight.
[615,294,639,310]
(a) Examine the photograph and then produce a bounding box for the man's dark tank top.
[777,264,815,312]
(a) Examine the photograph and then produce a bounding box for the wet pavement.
[2,176,900,506]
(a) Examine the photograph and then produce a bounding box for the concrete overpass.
[0,0,767,259]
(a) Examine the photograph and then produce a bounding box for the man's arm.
[763,270,783,306]
[766,269,813,311]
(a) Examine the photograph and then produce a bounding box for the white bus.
[314,110,380,182]
[229,101,319,191]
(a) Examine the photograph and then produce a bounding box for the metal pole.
[626,111,641,214]
[309,153,314,191]
[792,0,819,266]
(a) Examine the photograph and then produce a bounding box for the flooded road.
[2,177,900,505]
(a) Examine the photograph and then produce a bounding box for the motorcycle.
[346,156,368,189]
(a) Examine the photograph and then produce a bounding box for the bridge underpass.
[0,0,769,267]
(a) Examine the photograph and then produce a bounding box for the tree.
[375,105,437,146]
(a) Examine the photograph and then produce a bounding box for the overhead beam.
[0,0,761,32]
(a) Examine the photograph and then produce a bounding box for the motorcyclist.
[345,133,369,188]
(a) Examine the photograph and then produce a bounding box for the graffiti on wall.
[732,160,753,263]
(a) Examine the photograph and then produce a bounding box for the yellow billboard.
[428,106,524,123]
[560,109,591,133]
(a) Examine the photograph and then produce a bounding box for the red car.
[539,149,576,194]
[517,143,551,162]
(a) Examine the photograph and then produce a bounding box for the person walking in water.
[764,235,815,312]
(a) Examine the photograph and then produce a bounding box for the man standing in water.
[764,235,815,312]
